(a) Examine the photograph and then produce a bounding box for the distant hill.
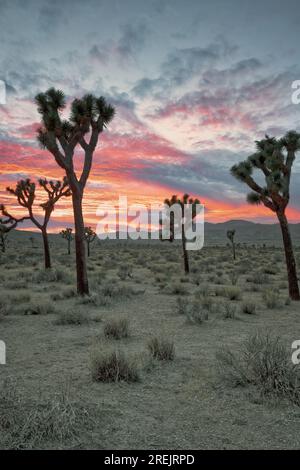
[205,220,300,246]
[5,219,300,247]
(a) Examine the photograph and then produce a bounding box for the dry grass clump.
[0,298,10,316]
[0,378,90,449]
[219,286,242,301]
[241,301,258,315]
[222,302,237,319]
[217,332,300,405]
[262,289,282,309]
[103,317,129,339]
[91,348,139,382]
[7,292,31,304]
[147,336,175,361]
[32,267,72,284]
[24,301,56,315]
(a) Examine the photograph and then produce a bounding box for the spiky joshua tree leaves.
[162,194,200,274]
[226,229,236,260]
[1,177,71,268]
[231,131,300,300]
[35,88,115,294]
[84,227,96,257]
[60,228,73,255]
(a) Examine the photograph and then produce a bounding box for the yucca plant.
[226,229,236,260]
[60,228,73,255]
[35,88,115,294]
[160,194,200,274]
[84,227,96,257]
[231,131,300,300]
[1,178,71,268]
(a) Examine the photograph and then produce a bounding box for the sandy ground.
[1,239,300,449]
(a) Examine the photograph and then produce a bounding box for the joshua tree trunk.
[0,236,5,253]
[232,242,236,260]
[87,242,90,258]
[277,210,300,301]
[72,191,89,295]
[68,240,71,255]
[182,223,189,274]
[41,228,51,269]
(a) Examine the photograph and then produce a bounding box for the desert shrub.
[91,349,139,382]
[117,265,133,280]
[262,290,281,309]
[32,268,72,284]
[223,303,237,319]
[247,272,269,284]
[263,266,277,275]
[176,296,189,315]
[147,337,175,361]
[0,299,10,316]
[214,275,228,285]
[51,288,76,301]
[216,333,300,405]
[0,378,90,449]
[4,280,28,289]
[186,299,209,324]
[241,301,257,315]
[7,292,31,304]
[103,317,129,340]
[55,309,88,325]
[24,301,55,315]
[101,283,139,300]
[216,286,242,301]
[78,292,112,307]
[155,274,168,285]
[170,282,188,295]
[229,271,239,286]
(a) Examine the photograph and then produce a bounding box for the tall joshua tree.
[84,226,96,258]
[231,131,300,300]
[60,228,73,255]
[1,177,71,268]
[226,229,236,260]
[35,88,115,295]
[162,194,200,274]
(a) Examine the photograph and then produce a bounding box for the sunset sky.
[1,0,300,231]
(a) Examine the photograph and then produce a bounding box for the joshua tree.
[29,236,35,248]
[60,227,73,255]
[84,226,96,257]
[161,194,200,274]
[0,219,15,252]
[231,131,300,300]
[35,88,115,295]
[226,229,236,260]
[1,177,71,268]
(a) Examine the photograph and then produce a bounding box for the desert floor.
[1,238,300,449]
